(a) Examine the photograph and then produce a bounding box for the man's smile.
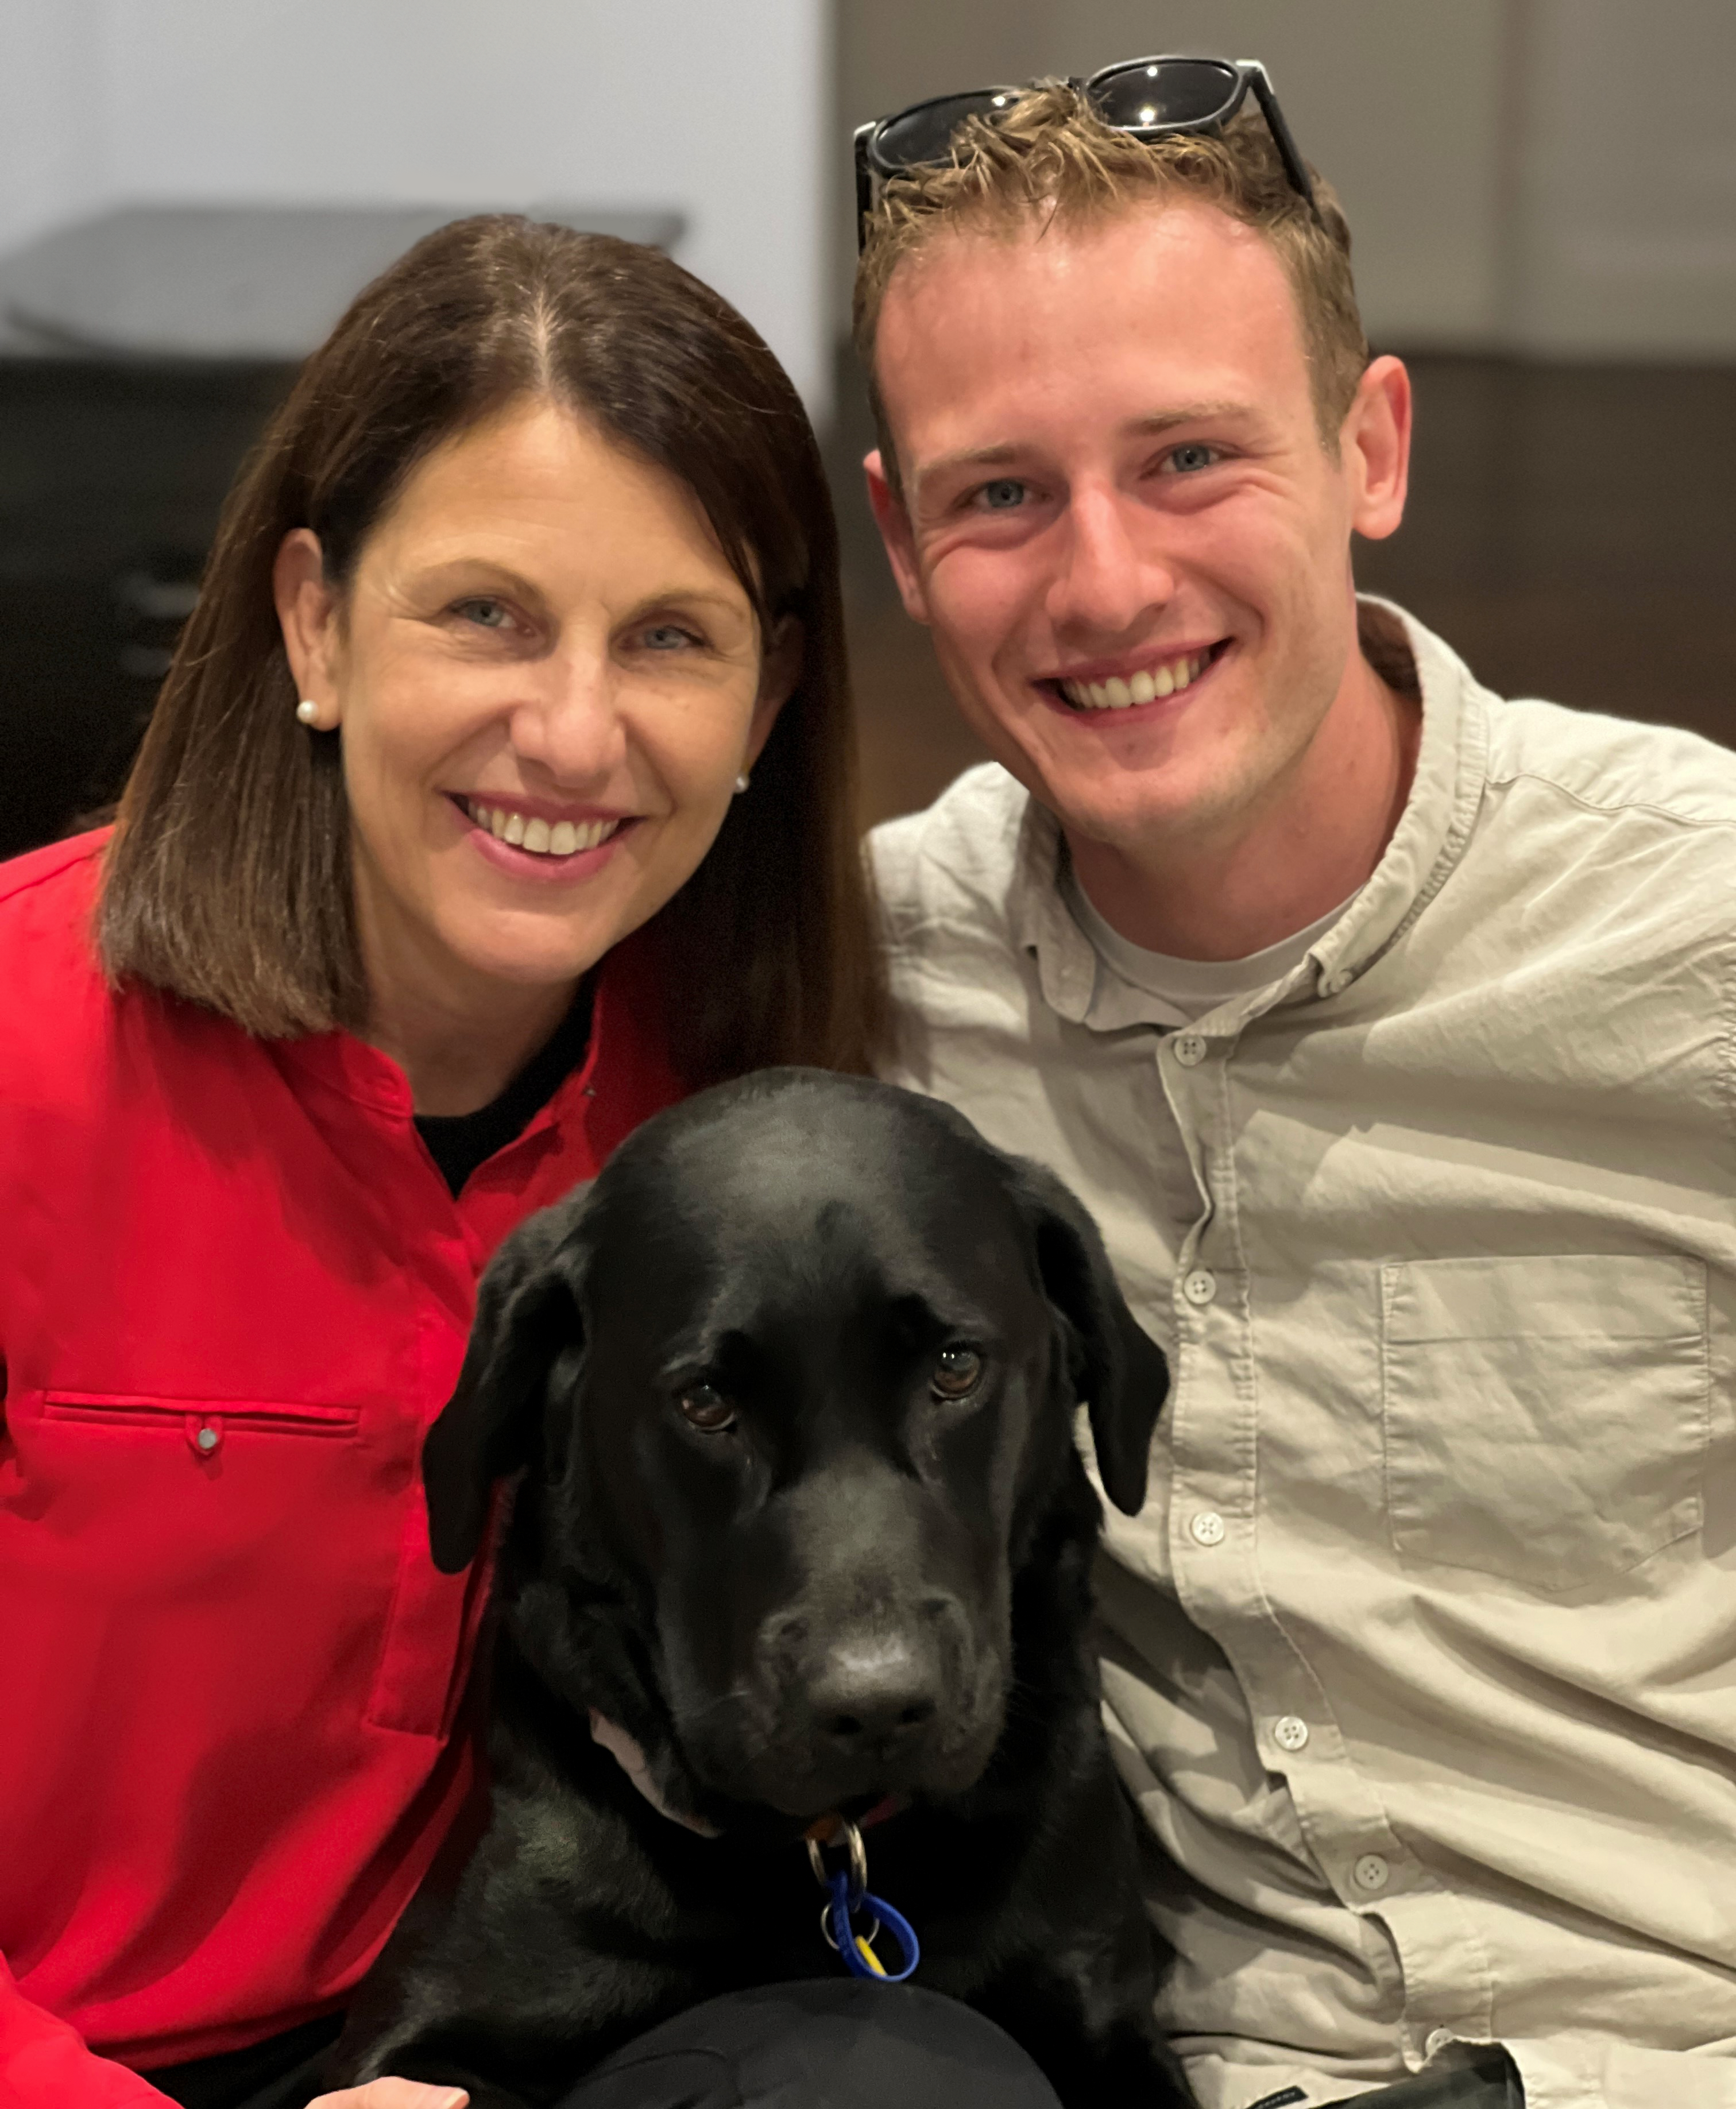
[1037,639,1232,715]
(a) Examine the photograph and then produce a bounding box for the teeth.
[1060,651,1211,711]
[465,799,620,858]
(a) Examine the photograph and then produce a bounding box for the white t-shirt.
[1060,866,1356,1031]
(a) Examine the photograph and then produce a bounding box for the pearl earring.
[734,771,751,795]
[296,699,319,726]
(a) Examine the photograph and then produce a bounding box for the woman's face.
[275,398,792,1018]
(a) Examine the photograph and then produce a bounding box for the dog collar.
[589,1713,908,1847]
[588,1710,721,1838]
[588,1713,921,1982]
[804,1811,921,1982]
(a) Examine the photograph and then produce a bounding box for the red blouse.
[0,833,686,2104]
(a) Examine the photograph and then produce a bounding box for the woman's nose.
[508,648,624,784]
[1045,486,1176,639]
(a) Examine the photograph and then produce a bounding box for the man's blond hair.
[853,82,1368,497]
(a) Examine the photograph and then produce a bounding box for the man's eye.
[975,478,1027,512]
[1166,443,1220,474]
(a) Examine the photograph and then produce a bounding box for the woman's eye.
[678,1384,736,1433]
[641,622,700,652]
[930,1345,984,1400]
[453,597,513,629]
[975,478,1028,512]
[1166,443,1220,475]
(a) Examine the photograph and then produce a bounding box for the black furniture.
[0,204,683,862]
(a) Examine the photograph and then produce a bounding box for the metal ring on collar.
[806,1814,868,1898]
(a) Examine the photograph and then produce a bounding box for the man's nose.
[1045,484,1177,638]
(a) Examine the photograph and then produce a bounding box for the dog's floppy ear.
[423,1189,591,1573]
[1006,1155,1169,1516]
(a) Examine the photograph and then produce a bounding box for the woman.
[0,215,881,2107]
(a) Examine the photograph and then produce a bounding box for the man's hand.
[305,2083,469,2109]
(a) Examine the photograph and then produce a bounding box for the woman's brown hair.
[99,215,884,1081]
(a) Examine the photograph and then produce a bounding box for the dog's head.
[424,1071,1167,1821]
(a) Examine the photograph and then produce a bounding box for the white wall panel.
[0,0,107,259]
[1,0,832,414]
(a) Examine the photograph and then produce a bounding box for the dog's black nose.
[809,1635,942,1752]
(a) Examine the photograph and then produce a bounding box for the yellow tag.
[854,1936,887,1978]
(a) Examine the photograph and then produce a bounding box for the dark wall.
[0,358,293,861]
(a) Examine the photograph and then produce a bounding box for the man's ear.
[864,448,931,625]
[1344,354,1412,544]
[1004,1155,1169,1516]
[423,1189,592,1573]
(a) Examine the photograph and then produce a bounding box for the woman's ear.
[272,528,343,729]
[745,614,803,768]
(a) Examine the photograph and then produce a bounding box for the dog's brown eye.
[930,1346,983,1399]
[678,1384,736,1433]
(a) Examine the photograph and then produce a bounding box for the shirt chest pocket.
[35,1386,482,1739]
[1378,1254,1710,1592]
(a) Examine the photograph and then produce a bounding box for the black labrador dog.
[334,1070,1191,2108]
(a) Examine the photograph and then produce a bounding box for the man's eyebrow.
[913,403,1259,490]
[1126,400,1256,435]
[913,442,1023,488]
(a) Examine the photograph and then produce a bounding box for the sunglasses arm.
[1244,64,1321,222]
[853,124,876,252]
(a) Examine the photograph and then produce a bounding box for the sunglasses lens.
[873,89,1020,173]
[1092,57,1239,131]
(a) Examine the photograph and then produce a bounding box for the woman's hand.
[305,2083,468,2109]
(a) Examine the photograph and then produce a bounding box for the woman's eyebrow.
[407,561,749,617]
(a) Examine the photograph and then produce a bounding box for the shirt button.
[1425,2030,1455,2058]
[1273,1715,1310,1752]
[1354,1853,1390,1892]
[1189,1510,1226,1547]
[1173,1033,1207,1066]
[1182,1268,1217,1306]
[194,1425,219,1454]
[1321,968,1354,996]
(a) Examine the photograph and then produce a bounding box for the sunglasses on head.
[853,55,1319,251]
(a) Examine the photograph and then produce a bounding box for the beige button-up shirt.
[869,603,1736,2109]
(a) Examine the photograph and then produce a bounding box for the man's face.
[867,199,1408,855]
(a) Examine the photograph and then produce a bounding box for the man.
[857,65,1736,2109]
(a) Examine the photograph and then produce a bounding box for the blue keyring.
[823,1868,921,1982]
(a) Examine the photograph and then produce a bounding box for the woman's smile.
[450,791,636,881]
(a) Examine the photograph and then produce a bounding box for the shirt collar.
[1011,598,1492,1035]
